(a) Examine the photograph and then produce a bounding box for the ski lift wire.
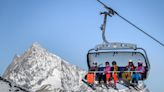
[116,13,164,47]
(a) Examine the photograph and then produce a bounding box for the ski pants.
[132,73,141,82]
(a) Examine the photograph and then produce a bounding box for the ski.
[117,80,131,89]
[121,79,141,91]
[105,82,118,90]
[82,79,96,90]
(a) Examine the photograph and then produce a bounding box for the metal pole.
[101,12,109,43]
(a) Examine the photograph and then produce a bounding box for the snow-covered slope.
[0,76,30,92]
[2,43,149,92]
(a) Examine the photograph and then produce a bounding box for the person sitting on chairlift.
[112,61,118,88]
[123,60,135,81]
[86,62,98,85]
[132,61,145,84]
[104,61,111,85]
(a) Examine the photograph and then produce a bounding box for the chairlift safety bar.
[88,71,143,73]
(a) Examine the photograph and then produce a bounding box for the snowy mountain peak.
[30,42,45,52]
[31,42,40,48]
[3,43,50,79]
[27,42,47,56]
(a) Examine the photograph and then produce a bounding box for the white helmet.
[138,60,143,65]
[128,59,133,63]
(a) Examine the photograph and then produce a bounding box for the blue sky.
[0,0,164,91]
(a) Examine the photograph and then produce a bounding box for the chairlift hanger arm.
[97,0,164,47]
[97,0,117,15]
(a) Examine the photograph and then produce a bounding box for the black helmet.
[105,61,109,65]
[112,61,117,65]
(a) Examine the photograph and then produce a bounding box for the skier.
[112,61,118,88]
[104,61,111,85]
[132,61,145,84]
[86,62,98,85]
[123,60,135,81]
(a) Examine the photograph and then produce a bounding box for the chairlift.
[82,0,151,91]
